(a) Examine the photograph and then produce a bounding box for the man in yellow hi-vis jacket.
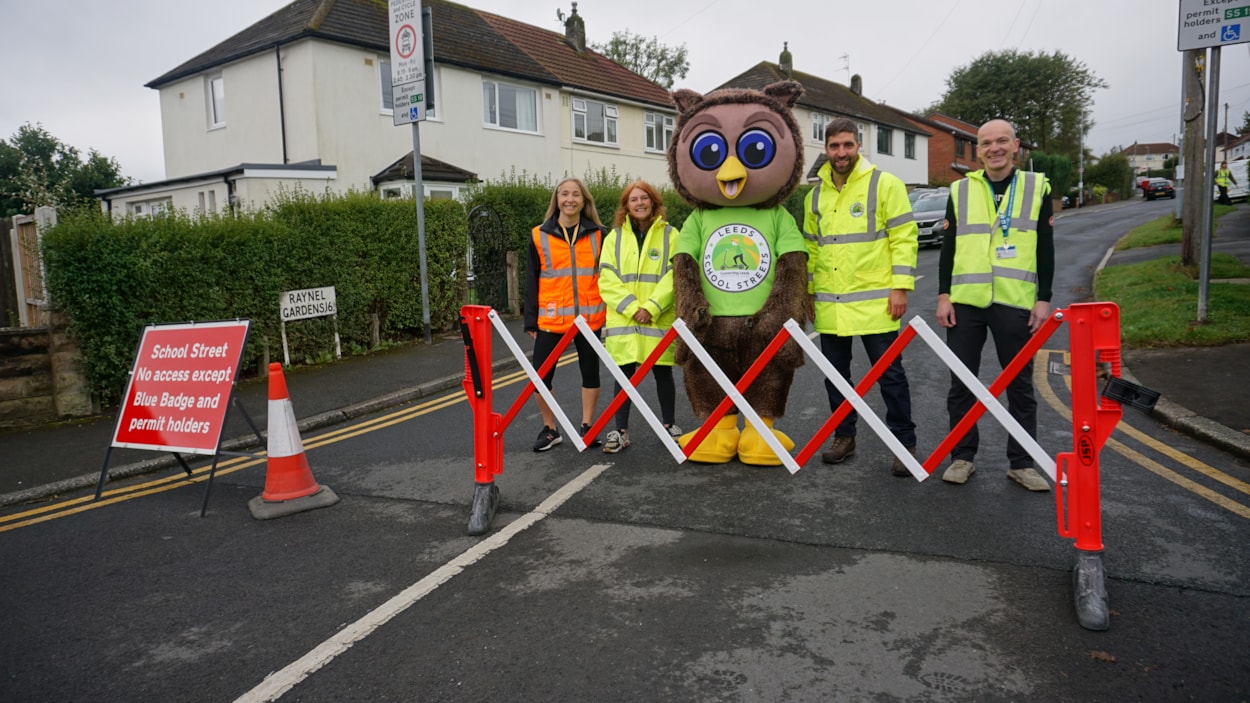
[936,119,1054,492]
[804,117,919,476]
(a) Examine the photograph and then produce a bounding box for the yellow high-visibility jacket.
[949,169,1049,310]
[804,157,917,336]
[599,219,679,365]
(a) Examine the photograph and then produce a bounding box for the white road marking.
[234,463,612,703]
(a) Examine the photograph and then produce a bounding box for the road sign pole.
[1199,47,1220,323]
[412,122,432,345]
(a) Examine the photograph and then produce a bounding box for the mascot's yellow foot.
[679,415,740,464]
[738,417,795,466]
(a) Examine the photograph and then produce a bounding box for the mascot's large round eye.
[690,131,728,171]
[736,129,775,169]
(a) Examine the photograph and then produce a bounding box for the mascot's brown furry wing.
[666,81,808,466]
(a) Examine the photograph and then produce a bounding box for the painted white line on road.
[1095,245,1116,274]
[234,463,613,703]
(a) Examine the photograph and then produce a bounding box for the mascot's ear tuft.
[672,89,704,116]
[762,81,803,109]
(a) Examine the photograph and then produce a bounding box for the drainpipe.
[276,45,288,164]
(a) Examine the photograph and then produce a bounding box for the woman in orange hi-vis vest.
[524,178,607,452]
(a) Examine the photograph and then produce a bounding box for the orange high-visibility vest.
[532,223,606,332]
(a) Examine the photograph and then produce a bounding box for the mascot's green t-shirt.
[674,206,807,316]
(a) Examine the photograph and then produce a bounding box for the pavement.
[2,204,1249,506]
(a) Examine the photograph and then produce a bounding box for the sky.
[2,0,1248,184]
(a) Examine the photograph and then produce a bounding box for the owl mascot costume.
[668,81,808,465]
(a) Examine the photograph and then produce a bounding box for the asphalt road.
[2,198,1248,702]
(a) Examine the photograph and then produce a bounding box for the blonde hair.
[543,178,602,225]
[612,180,666,229]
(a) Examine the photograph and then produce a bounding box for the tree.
[1238,110,1250,136]
[933,50,1107,160]
[0,123,128,217]
[1086,152,1132,199]
[1027,150,1074,198]
[591,30,689,89]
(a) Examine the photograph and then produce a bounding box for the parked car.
[1144,178,1175,200]
[911,192,948,248]
[908,187,948,206]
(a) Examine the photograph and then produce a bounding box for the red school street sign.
[111,320,251,454]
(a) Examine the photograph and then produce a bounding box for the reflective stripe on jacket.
[949,169,1047,310]
[599,220,679,365]
[531,222,605,332]
[803,157,918,336]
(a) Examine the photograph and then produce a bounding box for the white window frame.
[130,198,173,218]
[572,97,618,146]
[207,74,226,129]
[904,133,916,160]
[644,112,674,153]
[482,79,539,133]
[877,126,894,156]
[812,113,831,143]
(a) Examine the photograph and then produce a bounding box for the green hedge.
[42,191,466,406]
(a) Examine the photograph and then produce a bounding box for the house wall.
[103,179,231,218]
[556,93,672,187]
[160,52,285,179]
[796,108,929,187]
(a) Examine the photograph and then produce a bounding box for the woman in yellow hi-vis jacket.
[598,181,682,453]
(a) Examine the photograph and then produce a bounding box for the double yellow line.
[1035,349,1250,519]
[0,364,550,533]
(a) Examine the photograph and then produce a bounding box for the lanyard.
[984,173,1017,243]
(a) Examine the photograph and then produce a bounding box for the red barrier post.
[461,305,502,535]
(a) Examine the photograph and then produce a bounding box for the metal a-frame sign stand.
[96,320,264,517]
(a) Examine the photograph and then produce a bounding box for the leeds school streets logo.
[701,223,772,293]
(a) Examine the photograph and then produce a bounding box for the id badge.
[996,245,1017,259]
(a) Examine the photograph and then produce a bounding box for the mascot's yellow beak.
[717,155,747,200]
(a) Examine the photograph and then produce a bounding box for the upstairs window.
[812,113,831,143]
[572,97,618,145]
[877,127,893,155]
[207,74,226,128]
[644,112,674,152]
[483,80,538,132]
[905,133,916,159]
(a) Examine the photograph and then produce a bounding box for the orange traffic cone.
[248,363,339,520]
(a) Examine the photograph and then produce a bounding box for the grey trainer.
[603,429,630,454]
[942,459,976,484]
[1007,468,1050,492]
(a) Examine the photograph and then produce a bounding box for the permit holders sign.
[1178,0,1249,50]
[112,320,250,454]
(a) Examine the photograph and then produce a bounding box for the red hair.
[611,180,667,229]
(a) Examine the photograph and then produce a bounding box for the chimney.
[779,42,792,77]
[563,2,586,53]
[850,74,862,95]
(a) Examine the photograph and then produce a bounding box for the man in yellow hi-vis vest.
[935,119,1054,492]
[804,117,919,475]
[1216,161,1238,205]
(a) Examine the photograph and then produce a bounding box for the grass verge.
[1116,204,1236,250]
[1094,253,1250,347]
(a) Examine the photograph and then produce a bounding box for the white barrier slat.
[908,317,1055,480]
[786,320,930,481]
[488,310,584,451]
[573,317,687,464]
[672,319,801,474]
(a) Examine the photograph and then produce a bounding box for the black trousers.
[820,330,916,447]
[945,303,1037,469]
[612,363,676,430]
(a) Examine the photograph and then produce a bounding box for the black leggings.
[533,329,601,390]
[613,363,676,430]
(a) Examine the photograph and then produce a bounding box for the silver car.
[911,192,948,248]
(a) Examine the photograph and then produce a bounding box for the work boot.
[942,459,975,484]
[891,446,917,477]
[821,436,856,464]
